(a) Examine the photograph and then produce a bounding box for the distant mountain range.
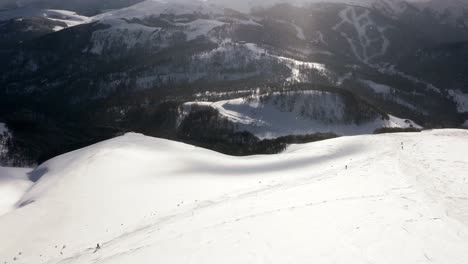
[0,0,467,165]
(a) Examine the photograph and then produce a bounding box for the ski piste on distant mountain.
[0,0,467,165]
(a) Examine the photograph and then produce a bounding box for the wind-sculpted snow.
[0,130,468,263]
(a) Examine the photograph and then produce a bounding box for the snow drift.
[1,129,468,263]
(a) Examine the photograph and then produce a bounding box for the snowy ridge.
[183,91,420,139]
[86,1,233,55]
[93,0,224,22]
[1,130,468,263]
[38,9,90,27]
[0,8,90,29]
[86,18,225,55]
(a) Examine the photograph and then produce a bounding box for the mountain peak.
[93,0,224,21]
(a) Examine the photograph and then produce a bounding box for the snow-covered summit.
[1,129,468,263]
[93,0,224,22]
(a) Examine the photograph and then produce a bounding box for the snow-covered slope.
[0,8,90,29]
[0,167,33,216]
[86,1,230,55]
[183,91,420,138]
[2,129,467,264]
[93,0,223,22]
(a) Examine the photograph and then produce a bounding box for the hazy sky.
[0,0,465,13]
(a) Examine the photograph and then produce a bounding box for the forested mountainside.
[0,0,467,165]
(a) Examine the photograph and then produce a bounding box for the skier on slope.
[93,243,101,253]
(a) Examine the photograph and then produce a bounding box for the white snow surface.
[183,92,420,139]
[1,129,468,263]
[0,167,33,216]
[93,0,224,22]
[0,8,90,27]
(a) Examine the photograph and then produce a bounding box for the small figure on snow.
[93,243,101,253]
